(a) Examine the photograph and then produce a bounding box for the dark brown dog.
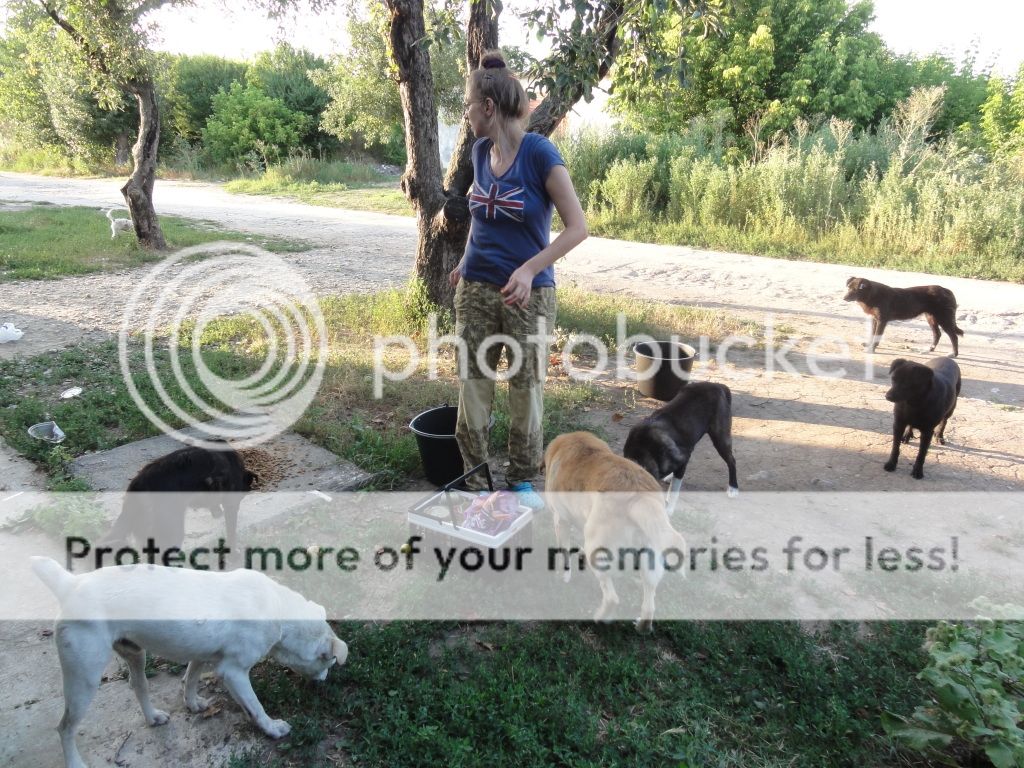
[883,357,961,479]
[844,277,964,356]
[101,444,258,552]
[623,382,738,515]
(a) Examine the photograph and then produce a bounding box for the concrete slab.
[68,422,375,537]
[70,423,372,493]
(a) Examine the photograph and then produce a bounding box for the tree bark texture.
[386,0,502,309]
[120,78,166,249]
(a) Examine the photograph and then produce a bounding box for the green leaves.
[202,83,311,168]
[885,616,1024,766]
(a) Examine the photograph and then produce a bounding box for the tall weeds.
[560,91,1024,282]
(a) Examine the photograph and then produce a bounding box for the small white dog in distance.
[31,557,348,768]
[104,207,132,238]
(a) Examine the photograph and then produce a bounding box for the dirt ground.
[2,172,1023,767]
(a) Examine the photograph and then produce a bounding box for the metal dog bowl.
[28,421,66,444]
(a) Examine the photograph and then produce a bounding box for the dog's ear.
[652,430,686,473]
[908,365,934,389]
[328,636,348,665]
[889,358,910,375]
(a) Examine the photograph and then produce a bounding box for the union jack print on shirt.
[469,182,525,222]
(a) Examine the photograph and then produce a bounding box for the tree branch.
[527,0,624,136]
[132,0,177,21]
[37,1,113,79]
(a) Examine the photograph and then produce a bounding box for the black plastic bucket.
[633,341,696,401]
[409,406,464,486]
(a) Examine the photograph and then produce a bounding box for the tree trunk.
[114,131,132,166]
[120,78,166,250]
[386,0,501,309]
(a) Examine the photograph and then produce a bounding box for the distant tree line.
[2,0,1021,177]
[0,1,465,172]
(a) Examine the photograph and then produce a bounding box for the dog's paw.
[147,709,171,726]
[911,466,924,479]
[937,436,946,445]
[883,460,897,472]
[633,618,654,635]
[186,695,211,713]
[263,718,292,739]
[726,486,739,498]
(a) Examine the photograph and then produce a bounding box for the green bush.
[884,608,1024,767]
[202,83,311,169]
[593,157,661,224]
[164,54,248,143]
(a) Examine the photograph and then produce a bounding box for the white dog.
[104,207,132,238]
[31,557,348,768]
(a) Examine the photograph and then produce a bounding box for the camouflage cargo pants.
[454,279,557,489]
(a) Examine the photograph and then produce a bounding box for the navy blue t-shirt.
[462,132,565,289]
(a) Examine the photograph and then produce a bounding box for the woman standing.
[449,49,588,508]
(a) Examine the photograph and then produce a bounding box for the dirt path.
[2,171,1023,767]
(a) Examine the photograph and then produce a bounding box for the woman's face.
[463,89,491,138]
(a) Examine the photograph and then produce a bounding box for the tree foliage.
[247,42,331,147]
[163,53,248,143]
[313,0,465,163]
[0,3,134,161]
[202,81,311,167]
[607,0,991,146]
[980,64,1024,154]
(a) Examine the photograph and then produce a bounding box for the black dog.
[844,277,964,356]
[623,381,738,515]
[101,444,258,552]
[883,358,961,479]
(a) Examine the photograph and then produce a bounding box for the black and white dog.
[623,381,739,515]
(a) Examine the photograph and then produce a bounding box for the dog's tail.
[30,556,77,603]
[104,207,116,222]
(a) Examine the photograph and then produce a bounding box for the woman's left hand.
[501,265,536,307]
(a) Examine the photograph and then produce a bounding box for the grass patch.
[0,285,751,490]
[226,177,410,217]
[0,204,310,281]
[219,620,931,768]
[224,158,411,216]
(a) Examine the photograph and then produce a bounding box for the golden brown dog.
[544,431,687,633]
